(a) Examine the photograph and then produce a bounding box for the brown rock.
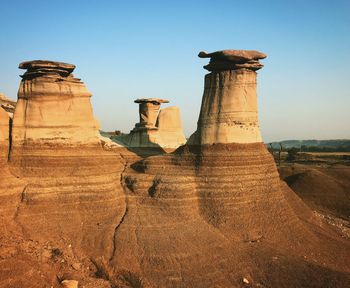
[61,280,78,288]
[199,49,266,71]
[0,52,349,288]
[198,50,267,62]
[5,60,127,267]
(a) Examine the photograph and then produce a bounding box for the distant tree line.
[267,144,350,153]
[298,145,350,152]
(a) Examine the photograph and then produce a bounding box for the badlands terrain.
[0,50,349,288]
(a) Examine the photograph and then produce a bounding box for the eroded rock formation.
[0,53,349,287]
[115,98,186,150]
[189,50,266,144]
[12,60,100,146]
[0,92,16,117]
[0,61,128,286]
[108,50,350,287]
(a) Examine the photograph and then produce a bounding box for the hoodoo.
[0,54,349,287]
[189,50,266,144]
[110,50,350,287]
[12,60,100,146]
[4,60,126,268]
[115,98,186,150]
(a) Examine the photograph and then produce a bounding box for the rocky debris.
[199,49,266,71]
[61,279,78,288]
[71,262,82,271]
[0,92,16,116]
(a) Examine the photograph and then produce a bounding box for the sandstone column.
[12,60,100,147]
[189,50,266,144]
[134,98,169,130]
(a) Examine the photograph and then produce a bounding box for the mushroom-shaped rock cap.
[19,60,76,72]
[199,50,267,72]
[19,60,76,79]
[198,50,266,63]
[134,98,169,105]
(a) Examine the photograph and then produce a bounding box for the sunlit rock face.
[11,60,100,146]
[157,106,187,147]
[0,106,10,149]
[0,55,349,287]
[0,93,16,117]
[6,60,126,260]
[0,106,25,236]
[108,50,350,287]
[189,50,266,144]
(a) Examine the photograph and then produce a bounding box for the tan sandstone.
[0,53,349,288]
[115,98,186,149]
[189,49,264,145]
[2,60,127,271]
[0,93,16,117]
[12,60,100,146]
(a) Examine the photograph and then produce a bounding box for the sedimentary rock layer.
[0,53,349,287]
[12,60,100,146]
[189,69,262,144]
[106,50,350,286]
[3,60,127,262]
[115,98,186,149]
[0,93,16,117]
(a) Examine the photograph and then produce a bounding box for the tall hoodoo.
[107,50,350,287]
[12,60,100,146]
[189,50,266,144]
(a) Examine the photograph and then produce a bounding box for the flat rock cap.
[134,98,169,104]
[19,60,76,72]
[198,50,267,63]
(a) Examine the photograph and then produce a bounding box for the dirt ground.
[278,152,350,239]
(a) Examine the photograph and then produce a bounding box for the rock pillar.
[114,98,186,150]
[189,50,266,144]
[12,60,100,146]
[134,98,169,130]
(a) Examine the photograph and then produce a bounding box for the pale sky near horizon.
[1,0,349,142]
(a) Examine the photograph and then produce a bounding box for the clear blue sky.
[1,0,349,142]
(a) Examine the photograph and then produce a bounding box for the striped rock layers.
[189,50,266,144]
[0,93,16,117]
[5,61,127,260]
[108,50,350,287]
